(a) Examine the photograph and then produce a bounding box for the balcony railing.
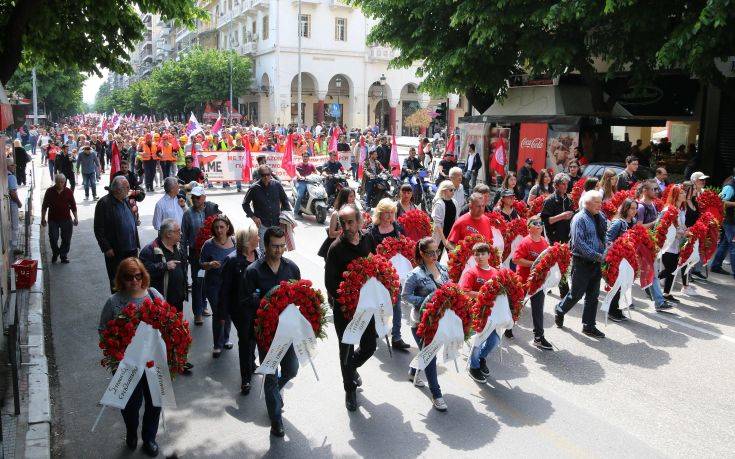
[367,46,397,61]
[238,41,257,55]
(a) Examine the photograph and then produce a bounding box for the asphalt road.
[41,164,735,458]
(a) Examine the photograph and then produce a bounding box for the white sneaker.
[432,397,448,412]
[681,285,699,296]
[408,371,425,388]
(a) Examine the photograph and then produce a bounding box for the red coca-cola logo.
[520,137,545,149]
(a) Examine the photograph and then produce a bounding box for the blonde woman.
[431,180,457,257]
[599,168,618,201]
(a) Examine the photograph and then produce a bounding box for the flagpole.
[32,67,39,125]
[297,0,302,126]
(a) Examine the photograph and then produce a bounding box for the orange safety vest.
[159,144,175,161]
[139,142,159,161]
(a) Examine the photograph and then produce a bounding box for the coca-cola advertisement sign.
[517,123,548,172]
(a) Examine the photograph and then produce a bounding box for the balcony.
[237,41,257,55]
[367,45,397,61]
[252,0,270,10]
[328,0,352,8]
[176,27,195,42]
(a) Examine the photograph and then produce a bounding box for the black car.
[581,162,653,181]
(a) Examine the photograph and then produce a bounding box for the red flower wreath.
[99,297,192,376]
[660,185,672,205]
[653,206,679,248]
[416,283,473,342]
[697,190,724,223]
[254,280,327,352]
[484,211,507,233]
[376,235,417,266]
[513,199,528,218]
[602,235,639,289]
[653,197,665,212]
[525,242,571,296]
[397,209,432,242]
[527,195,545,217]
[678,219,708,268]
[701,213,721,263]
[336,254,400,321]
[502,218,529,261]
[627,223,659,256]
[601,190,630,220]
[194,215,218,254]
[473,269,525,331]
[570,179,586,211]
[447,234,500,282]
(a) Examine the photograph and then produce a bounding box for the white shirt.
[453,184,466,210]
[152,194,184,230]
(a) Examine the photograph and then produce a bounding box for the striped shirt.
[570,209,606,262]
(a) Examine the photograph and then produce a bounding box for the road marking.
[638,310,735,344]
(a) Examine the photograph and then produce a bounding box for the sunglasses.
[123,273,143,281]
[422,250,440,257]
[529,221,544,227]
[446,188,456,192]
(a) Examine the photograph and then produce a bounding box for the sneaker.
[663,294,680,304]
[503,329,514,339]
[408,371,425,387]
[432,397,448,412]
[681,285,699,296]
[478,358,490,376]
[468,367,486,383]
[52,254,58,263]
[352,370,362,387]
[212,348,222,358]
[60,257,69,264]
[656,301,674,311]
[555,312,564,328]
[710,266,731,275]
[690,270,707,281]
[582,326,606,338]
[224,342,234,350]
[608,311,626,322]
[533,336,553,350]
[391,339,411,351]
[194,315,204,325]
[202,308,213,317]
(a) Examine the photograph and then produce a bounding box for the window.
[335,18,346,41]
[262,15,269,40]
[299,14,311,38]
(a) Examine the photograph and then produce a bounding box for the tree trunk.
[465,88,495,114]
[575,57,617,115]
[0,0,45,85]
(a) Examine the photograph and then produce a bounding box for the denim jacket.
[401,263,450,311]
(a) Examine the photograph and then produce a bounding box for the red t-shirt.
[513,236,549,282]
[459,265,498,292]
[447,213,492,245]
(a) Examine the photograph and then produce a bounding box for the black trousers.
[104,249,138,292]
[332,304,377,392]
[556,257,601,327]
[48,220,73,257]
[121,378,161,443]
[231,310,257,385]
[660,252,687,294]
[530,291,545,337]
[143,160,157,190]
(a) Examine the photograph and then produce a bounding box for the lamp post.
[297,0,302,126]
[335,76,342,125]
[379,73,386,134]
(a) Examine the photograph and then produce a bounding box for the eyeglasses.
[422,250,440,257]
[269,243,287,249]
[446,188,456,192]
[261,173,272,177]
[123,273,143,281]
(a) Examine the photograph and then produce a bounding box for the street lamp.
[379,74,386,134]
[335,77,342,125]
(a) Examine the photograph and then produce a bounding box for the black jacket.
[221,251,259,318]
[324,232,376,304]
[93,194,140,253]
[55,153,74,179]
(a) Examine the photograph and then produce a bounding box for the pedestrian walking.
[94,176,140,292]
[6,158,22,255]
[12,139,29,186]
[710,167,735,278]
[55,145,76,190]
[41,174,78,263]
[242,165,291,252]
[76,143,101,200]
[152,177,185,230]
[541,173,573,297]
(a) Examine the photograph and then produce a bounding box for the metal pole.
[229,55,233,122]
[32,67,39,125]
[297,0,302,126]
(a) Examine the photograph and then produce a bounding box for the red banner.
[517,123,548,172]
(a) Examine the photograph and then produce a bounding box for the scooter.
[323,170,350,209]
[410,169,437,212]
[292,174,329,224]
[365,170,399,209]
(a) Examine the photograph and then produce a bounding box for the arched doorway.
[290,72,318,123]
[400,83,420,136]
[368,80,392,134]
[325,74,351,126]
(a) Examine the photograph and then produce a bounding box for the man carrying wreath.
[325,204,377,412]
[243,226,301,438]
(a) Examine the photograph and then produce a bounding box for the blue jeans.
[351,162,358,180]
[470,330,501,369]
[236,180,242,192]
[48,160,56,180]
[82,172,97,198]
[646,276,666,307]
[711,222,735,274]
[259,346,299,423]
[392,300,402,341]
[294,181,307,214]
[410,327,442,399]
[190,260,205,317]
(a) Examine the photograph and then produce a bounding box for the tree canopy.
[0,0,206,85]
[6,62,85,119]
[353,0,735,113]
[95,47,253,115]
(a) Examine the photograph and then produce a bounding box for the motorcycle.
[292,174,329,224]
[365,170,399,209]
[409,168,437,212]
[320,168,350,209]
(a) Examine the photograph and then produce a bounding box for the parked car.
[581,162,654,181]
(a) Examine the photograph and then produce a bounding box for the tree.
[353,0,735,113]
[6,62,85,119]
[0,0,206,86]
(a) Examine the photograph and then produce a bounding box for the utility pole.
[229,55,233,122]
[32,67,39,125]
[297,0,302,127]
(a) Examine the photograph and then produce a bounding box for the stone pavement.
[42,164,735,458]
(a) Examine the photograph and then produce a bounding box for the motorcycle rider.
[294,153,317,218]
[321,151,346,200]
[402,147,423,197]
[362,148,385,210]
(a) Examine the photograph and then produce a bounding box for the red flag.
[446,134,455,156]
[191,144,200,168]
[328,126,339,153]
[489,137,507,177]
[241,134,252,183]
[358,135,367,179]
[109,142,121,178]
[281,133,296,177]
[390,133,400,177]
[211,113,223,136]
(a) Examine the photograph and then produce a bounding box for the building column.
[418,93,430,136]
[448,93,460,134]
[389,98,400,135]
[316,90,327,124]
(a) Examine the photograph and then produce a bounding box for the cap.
[190,186,205,197]
[690,171,709,181]
[500,188,515,197]
[525,158,534,164]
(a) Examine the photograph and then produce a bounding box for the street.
[42,164,735,458]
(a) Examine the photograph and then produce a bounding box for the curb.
[24,173,51,458]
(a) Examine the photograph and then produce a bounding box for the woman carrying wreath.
[431,180,457,259]
[97,258,164,457]
[459,242,501,383]
[402,237,450,411]
[657,185,691,301]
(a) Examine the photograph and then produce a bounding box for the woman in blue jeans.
[402,237,450,412]
[200,215,236,358]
